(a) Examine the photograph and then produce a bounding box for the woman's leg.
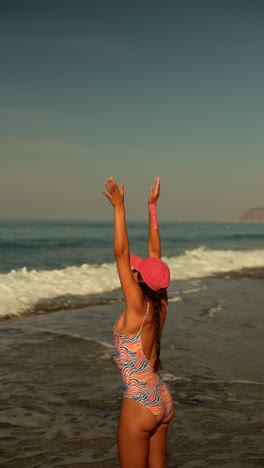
[117,399,157,468]
[148,422,169,468]
[148,409,175,468]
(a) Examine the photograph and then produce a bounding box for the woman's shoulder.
[117,301,149,335]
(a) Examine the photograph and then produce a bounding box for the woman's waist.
[113,352,155,369]
[113,341,157,365]
[114,360,160,380]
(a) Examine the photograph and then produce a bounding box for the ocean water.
[1,220,264,319]
[0,220,264,467]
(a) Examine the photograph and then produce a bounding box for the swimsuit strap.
[138,299,167,334]
[161,298,168,312]
[139,301,149,333]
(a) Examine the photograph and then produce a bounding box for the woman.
[102,176,174,468]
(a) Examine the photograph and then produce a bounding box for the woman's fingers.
[101,189,111,199]
[102,178,124,206]
[104,178,114,193]
[148,177,160,203]
[155,177,160,196]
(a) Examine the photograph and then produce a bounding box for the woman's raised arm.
[148,177,161,259]
[102,177,143,310]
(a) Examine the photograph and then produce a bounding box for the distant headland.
[232,207,264,223]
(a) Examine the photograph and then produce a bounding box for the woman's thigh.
[117,398,157,468]
[148,405,175,468]
[148,422,169,468]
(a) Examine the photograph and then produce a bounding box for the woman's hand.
[148,177,160,205]
[102,177,124,207]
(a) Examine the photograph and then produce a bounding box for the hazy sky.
[1,0,263,221]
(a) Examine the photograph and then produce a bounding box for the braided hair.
[136,272,168,372]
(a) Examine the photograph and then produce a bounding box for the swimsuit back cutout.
[113,300,173,423]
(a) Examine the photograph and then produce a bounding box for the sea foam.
[1,247,264,319]
[167,246,264,279]
[0,263,120,319]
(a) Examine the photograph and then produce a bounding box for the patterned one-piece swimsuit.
[113,303,174,424]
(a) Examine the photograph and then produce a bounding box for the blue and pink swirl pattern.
[113,318,173,423]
